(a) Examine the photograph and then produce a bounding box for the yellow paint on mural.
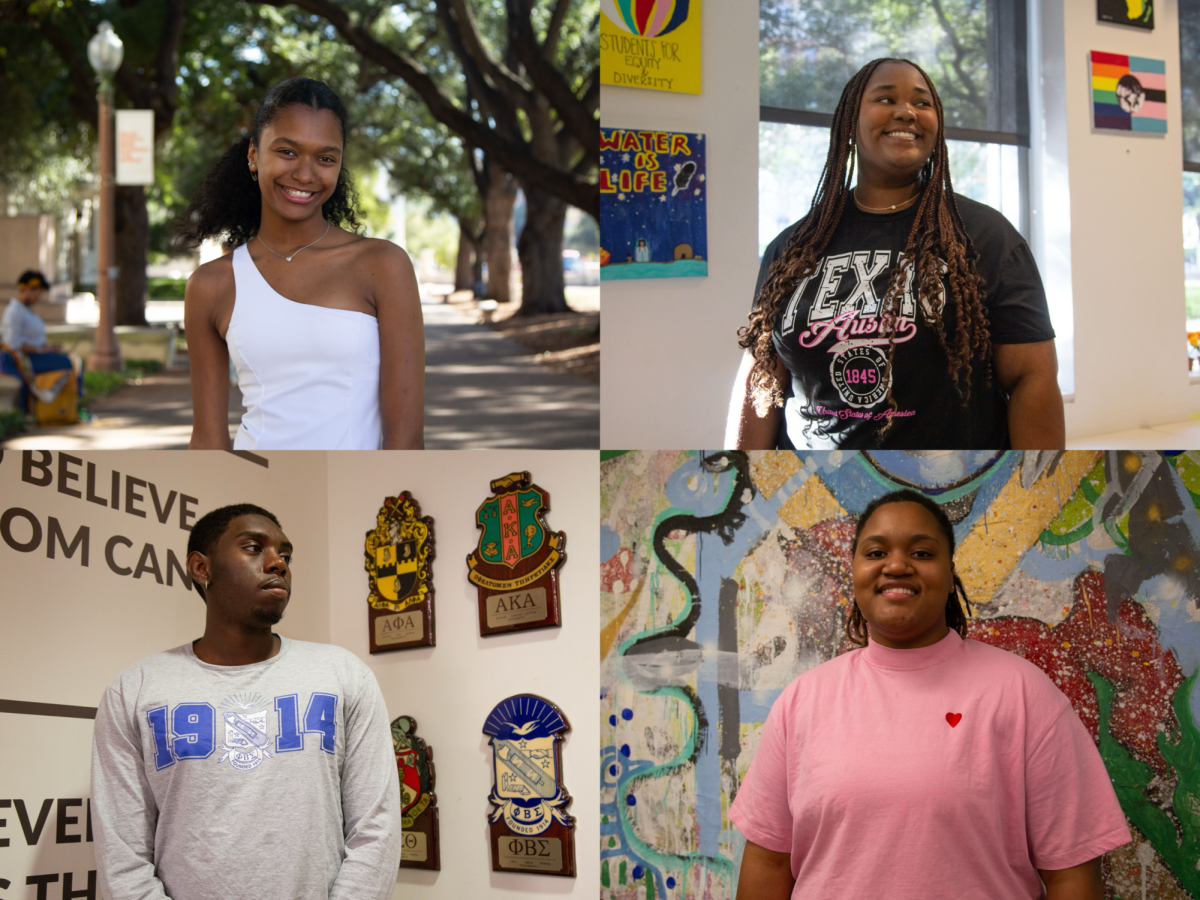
[1093,76,1118,91]
[777,475,845,531]
[601,571,648,660]
[750,451,801,500]
[957,452,1104,604]
[600,0,701,95]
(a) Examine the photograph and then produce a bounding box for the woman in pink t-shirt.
[728,489,1130,900]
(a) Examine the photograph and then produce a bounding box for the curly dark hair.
[175,77,361,250]
[739,58,992,440]
[845,488,973,648]
[187,503,282,600]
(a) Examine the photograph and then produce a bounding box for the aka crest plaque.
[393,715,440,870]
[365,492,435,653]
[467,472,566,636]
[483,694,575,877]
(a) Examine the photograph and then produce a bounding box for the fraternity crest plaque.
[365,492,435,653]
[483,694,575,877]
[392,715,440,870]
[467,472,566,636]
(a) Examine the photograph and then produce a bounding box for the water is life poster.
[600,127,708,281]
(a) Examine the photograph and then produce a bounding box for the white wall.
[0,450,598,899]
[322,450,599,899]
[1054,0,1199,438]
[600,0,761,448]
[601,0,1200,447]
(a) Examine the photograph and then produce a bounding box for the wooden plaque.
[467,472,566,637]
[365,492,435,653]
[393,715,440,870]
[482,694,575,877]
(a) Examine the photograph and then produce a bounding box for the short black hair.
[847,488,973,647]
[187,503,282,600]
[17,270,48,288]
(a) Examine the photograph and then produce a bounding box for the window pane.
[1181,1,1200,164]
[758,122,1023,255]
[760,0,1023,135]
[1184,173,1200,373]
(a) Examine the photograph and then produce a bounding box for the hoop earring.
[249,164,258,182]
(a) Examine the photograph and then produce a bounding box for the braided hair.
[175,77,361,250]
[739,58,992,439]
[845,488,973,647]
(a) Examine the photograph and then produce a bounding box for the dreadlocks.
[844,489,973,648]
[738,58,993,439]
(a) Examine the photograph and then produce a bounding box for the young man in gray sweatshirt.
[91,503,402,900]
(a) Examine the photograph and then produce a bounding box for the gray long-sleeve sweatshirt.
[91,637,402,900]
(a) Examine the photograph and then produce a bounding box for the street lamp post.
[87,20,123,372]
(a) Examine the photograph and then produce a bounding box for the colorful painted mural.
[600,451,1200,900]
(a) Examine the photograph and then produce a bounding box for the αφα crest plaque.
[483,694,575,877]
[392,715,440,870]
[365,492,435,653]
[467,472,566,636]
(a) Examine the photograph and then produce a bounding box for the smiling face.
[247,104,344,223]
[855,61,939,187]
[195,513,293,629]
[851,501,954,649]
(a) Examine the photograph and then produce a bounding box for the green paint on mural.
[620,860,627,884]
[609,836,617,847]
[1170,451,1200,507]
[647,872,656,899]
[602,860,611,887]
[1089,670,1200,894]
[1040,461,1102,545]
[603,451,633,462]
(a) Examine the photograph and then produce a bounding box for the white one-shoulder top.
[227,243,382,449]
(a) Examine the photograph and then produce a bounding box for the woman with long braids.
[729,490,1129,900]
[727,59,1062,449]
[179,77,424,449]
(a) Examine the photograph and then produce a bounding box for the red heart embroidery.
[946,712,962,728]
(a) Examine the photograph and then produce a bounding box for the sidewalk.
[1,294,600,450]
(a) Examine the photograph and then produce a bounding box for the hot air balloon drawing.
[601,0,691,38]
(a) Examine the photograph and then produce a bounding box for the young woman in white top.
[179,77,423,450]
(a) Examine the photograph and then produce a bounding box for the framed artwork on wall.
[600,0,701,94]
[600,128,708,281]
[1090,51,1166,133]
[1097,0,1153,30]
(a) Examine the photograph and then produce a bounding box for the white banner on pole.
[115,109,154,185]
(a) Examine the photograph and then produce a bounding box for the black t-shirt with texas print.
[753,193,1055,449]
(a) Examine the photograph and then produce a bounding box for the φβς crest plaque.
[364,492,435,653]
[482,694,575,877]
[392,715,440,870]
[467,472,566,636]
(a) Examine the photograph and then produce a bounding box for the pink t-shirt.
[728,630,1130,899]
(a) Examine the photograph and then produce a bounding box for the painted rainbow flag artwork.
[600,0,691,39]
[1090,51,1167,133]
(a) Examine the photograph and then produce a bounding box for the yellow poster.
[600,0,701,95]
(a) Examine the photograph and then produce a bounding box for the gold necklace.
[853,188,920,213]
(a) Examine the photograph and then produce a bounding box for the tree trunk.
[472,236,484,294]
[114,185,148,326]
[515,184,568,316]
[454,221,477,292]
[483,160,516,303]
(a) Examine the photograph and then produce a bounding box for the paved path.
[2,294,599,450]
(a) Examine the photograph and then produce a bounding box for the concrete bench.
[47,324,178,368]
